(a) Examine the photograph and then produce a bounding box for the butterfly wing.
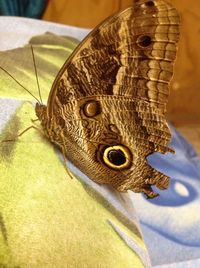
[48,0,179,104]
[44,0,180,197]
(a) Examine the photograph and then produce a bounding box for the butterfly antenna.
[0,66,41,103]
[30,45,43,104]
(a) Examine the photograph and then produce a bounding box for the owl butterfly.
[35,0,180,198]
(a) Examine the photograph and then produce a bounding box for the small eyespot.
[109,124,120,134]
[137,35,152,48]
[141,1,155,9]
[144,1,155,7]
[82,100,101,117]
[102,145,132,170]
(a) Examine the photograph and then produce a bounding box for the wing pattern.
[37,0,180,197]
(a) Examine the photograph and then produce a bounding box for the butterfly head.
[35,103,48,127]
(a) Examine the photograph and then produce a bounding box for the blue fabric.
[148,126,200,206]
[131,125,200,267]
[0,0,47,18]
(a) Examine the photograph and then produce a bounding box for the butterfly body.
[36,0,180,198]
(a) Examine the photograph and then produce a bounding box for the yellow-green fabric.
[0,33,150,268]
[0,33,78,102]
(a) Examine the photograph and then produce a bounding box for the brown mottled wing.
[38,0,181,197]
[47,0,179,152]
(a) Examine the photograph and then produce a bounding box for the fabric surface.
[0,32,151,268]
[0,16,200,268]
[0,0,47,18]
[0,16,90,51]
[131,126,200,266]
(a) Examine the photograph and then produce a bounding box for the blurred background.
[0,0,200,153]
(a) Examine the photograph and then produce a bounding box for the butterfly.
[29,0,179,198]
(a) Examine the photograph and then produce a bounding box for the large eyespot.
[102,145,132,170]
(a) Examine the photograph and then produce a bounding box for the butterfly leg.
[1,125,42,143]
[31,118,39,123]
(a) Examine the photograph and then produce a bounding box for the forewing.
[48,0,179,108]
